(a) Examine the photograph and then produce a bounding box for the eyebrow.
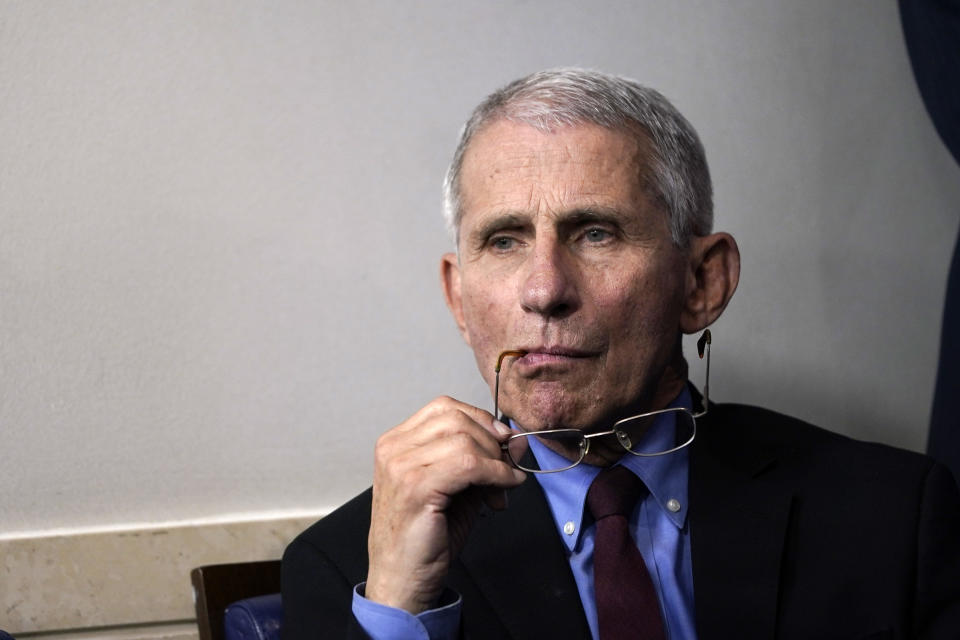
[555,207,625,230]
[468,212,531,247]
[465,206,632,251]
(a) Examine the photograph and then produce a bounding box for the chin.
[518,393,592,431]
[499,380,605,431]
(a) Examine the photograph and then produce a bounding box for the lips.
[515,346,596,367]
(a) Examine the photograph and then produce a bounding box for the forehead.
[457,120,654,224]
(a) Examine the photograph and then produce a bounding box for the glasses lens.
[506,430,586,472]
[614,408,696,456]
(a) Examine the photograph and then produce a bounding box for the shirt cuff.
[351,583,462,640]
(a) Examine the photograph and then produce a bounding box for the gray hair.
[442,68,713,247]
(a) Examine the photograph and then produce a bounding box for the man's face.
[443,120,692,433]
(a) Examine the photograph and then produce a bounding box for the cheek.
[460,282,508,352]
[596,265,685,340]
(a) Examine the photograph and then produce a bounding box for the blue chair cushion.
[224,593,282,640]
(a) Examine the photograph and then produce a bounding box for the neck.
[649,351,689,413]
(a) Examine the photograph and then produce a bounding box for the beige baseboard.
[2,513,327,638]
[13,622,197,640]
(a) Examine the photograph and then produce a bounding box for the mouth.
[514,346,596,368]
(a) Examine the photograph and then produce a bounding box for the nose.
[518,239,580,319]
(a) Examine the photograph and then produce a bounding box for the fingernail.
[492,419,511,436]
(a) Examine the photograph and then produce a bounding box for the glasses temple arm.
[696,329,711,416]
[494,350,526,418]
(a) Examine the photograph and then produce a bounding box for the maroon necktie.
[586,465,667,640]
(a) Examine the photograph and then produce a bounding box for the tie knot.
[586,465,647,521]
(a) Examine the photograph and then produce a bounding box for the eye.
[583,227,613,243]
[490,236,518,251]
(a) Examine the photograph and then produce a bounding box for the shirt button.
[563,521,576,535]
[667,499,681,513]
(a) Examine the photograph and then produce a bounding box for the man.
[282,69,960,639]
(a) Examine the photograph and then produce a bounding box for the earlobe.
[440,252,471,345]
[680,233,741,333]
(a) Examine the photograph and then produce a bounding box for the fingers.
[373,397,526,522]
[382,433,524,497]
[377,397,517,475]
[375,426,524,508]
[394,395,505,440]
[366,396,525,612]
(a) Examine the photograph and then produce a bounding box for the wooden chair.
[191,560,282,640]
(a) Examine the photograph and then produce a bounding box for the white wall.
[2,1,958,536]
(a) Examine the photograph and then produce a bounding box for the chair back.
[191,560,282,640]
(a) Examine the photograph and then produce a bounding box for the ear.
[440,252,472,346]
[680,232,741,334]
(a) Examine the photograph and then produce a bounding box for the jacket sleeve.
[281,533,372,640]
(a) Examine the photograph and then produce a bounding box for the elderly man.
[282,69,960,639]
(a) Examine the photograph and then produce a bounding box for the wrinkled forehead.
[456,120,661,230]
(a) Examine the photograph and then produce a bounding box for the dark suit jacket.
[282,402,960,639]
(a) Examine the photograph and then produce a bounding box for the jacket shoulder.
[284,487,373,581]
[281,489,374,640]
[702,401,939,479]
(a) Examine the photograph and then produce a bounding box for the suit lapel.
[453,403,795,638]
[457,472,592,640]
[688,406,794,640]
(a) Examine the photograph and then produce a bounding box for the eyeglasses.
[494,331,712,473]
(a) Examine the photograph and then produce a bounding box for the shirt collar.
[516,387,692,552]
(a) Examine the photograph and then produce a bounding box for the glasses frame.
[495,330,712,474]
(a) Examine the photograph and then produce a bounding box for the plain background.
[2,1,959,536]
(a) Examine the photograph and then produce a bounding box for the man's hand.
[365,396,527,614]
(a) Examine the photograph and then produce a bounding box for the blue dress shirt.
[351,583,461,639]
[352,389,697,639]
[528,387,696,639]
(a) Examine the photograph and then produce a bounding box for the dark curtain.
[900,0,960,485]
